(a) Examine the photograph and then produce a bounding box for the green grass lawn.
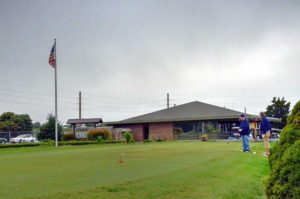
[0,141,269,199]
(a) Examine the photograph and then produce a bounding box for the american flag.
[48,43,56,68]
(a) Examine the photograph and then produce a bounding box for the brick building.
[106,101,279,141]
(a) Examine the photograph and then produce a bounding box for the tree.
[38,114,63,140]
[0,112,17,131]
[265,100,300,198]
[14,114,33,131]
[0,112,33,131]
[32,122,41,129]
[266,97,290,128]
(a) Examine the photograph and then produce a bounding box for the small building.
[106,101,280,141]
[66,118,103,138]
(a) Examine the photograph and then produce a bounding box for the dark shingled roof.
[67,118,103,125]
[106,101,262,125]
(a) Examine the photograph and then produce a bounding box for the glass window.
[174,122,194,134]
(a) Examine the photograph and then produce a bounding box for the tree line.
[0,113,62,140]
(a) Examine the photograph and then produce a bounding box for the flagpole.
[54,38,58,147]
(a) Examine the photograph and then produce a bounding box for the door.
[143,125,149,140]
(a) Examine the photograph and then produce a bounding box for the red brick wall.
[115,122,174,141]
[116,124,144,141]
[149,123,174,140]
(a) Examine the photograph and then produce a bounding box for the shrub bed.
[88,129,111,140]
[62,133,75,141]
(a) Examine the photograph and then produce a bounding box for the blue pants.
[241,135,250,151]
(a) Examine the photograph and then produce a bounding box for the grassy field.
[0,141,269,199]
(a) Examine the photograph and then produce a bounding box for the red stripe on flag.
[48,44,56,68]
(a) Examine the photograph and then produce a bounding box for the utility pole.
[244,107,246,115]
[79,91,82,119]
[167,93,170,109]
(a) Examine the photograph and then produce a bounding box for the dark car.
[0,137,8,144]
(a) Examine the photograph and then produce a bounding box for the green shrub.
[206,124,220,133]
[287,101,300,127]
[40,140,55,146]
[265,140,300,198]
[0,143,40,148]
[123,132,134,143]
[96,136,103,143]
[265,100,300,198]
[59,140,123,146]
[143,139,154,143]
[102,140,124,144]
[62,133,75,141]
[87,129,111,141]
[59,141,96,146]
[201,134,208,141]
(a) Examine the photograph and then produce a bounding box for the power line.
[0,99,77,109]
[0,88,76,99]
[0,80,76,95]
[0,93,77,104]
[82,96,164,104]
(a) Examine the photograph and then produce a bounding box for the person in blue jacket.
[260,112,271,156]
[238,113,250,152]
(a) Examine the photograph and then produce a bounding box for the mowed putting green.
[0,142,269,199]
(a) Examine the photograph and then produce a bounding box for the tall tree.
[32,122,41,129]
[266,97,290,128]
[0,112,33,131]
[0,112,17,131]
[14,114,33,131]
[38,114,62,140]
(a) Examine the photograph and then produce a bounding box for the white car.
[10,134,39,143]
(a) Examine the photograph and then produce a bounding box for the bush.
[123,132,134,143]
[143,139,154,143]
[201,134,208,141]
[62,133,75,141]
[102,140,124,144]
[40,140,55,146]
[0,143,40,148]
[59,140,96,146]
[87,129,111,141]
[96,136,103,143]
[265,100,300,199]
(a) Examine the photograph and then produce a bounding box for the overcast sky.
[0,0,299,124]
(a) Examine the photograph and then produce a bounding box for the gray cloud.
[0,0,299,123]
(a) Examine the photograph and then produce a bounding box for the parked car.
[10,134,38,143]
[270,128,281,139]
[21,134,39,143]
[0,137,8,144]
[231,127,240,139]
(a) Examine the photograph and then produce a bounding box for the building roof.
[66,118,103,125]
[106,101,268,125]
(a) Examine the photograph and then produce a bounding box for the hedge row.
[59,141,96,146]
[0,140,125,148]
[59,140,124,145]
[102,140,124,144]
[0,143,41,148]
